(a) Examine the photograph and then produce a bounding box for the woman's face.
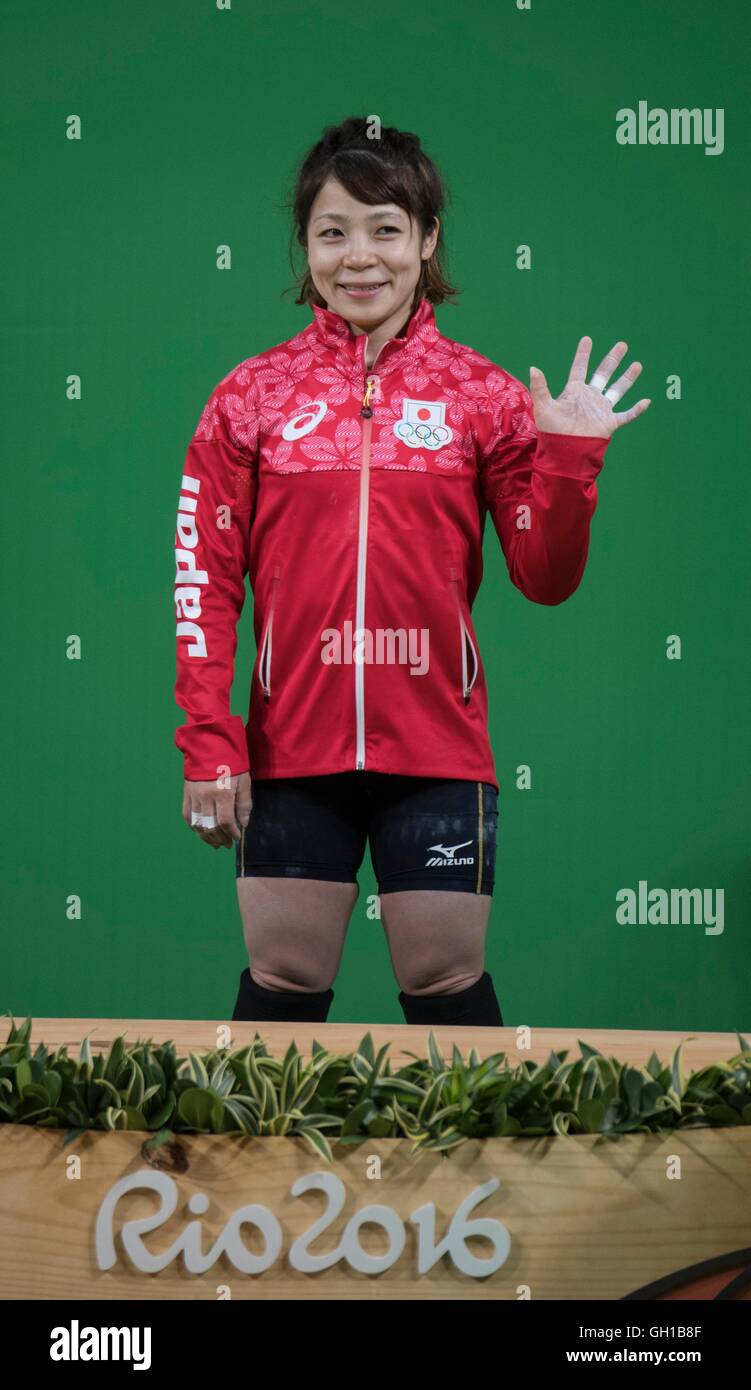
[306,177,438,329]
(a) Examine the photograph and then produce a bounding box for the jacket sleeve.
[173,370,259,781]
[477,378,610,605]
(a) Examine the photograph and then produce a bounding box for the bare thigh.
[380,890,492,995]
[236,876,359,993]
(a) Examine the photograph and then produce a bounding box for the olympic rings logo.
[394,420,452,450]
[393,399,454,452]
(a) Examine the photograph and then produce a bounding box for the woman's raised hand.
[528,337,651,439]
[182,771,252,849]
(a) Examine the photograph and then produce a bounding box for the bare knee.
[249,966,332,994]
[238,878,359,992]
[381,889,489,996]
[396,963,483,995]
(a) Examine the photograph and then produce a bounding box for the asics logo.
[425,839,475,867]
[282,400,328,440]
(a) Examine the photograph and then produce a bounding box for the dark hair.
[283,115,459,312]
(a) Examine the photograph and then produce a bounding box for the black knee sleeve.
[232,967,334,1023]
[398,970,503,1027]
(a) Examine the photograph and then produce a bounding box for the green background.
[2,0,749,1029]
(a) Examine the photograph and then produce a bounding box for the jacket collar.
[309,295,439,372]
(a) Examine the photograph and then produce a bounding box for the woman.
[173,117,650,1028]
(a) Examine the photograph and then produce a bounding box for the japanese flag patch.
[393,398,453,451]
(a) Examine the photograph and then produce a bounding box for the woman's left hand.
[529,337,651,438]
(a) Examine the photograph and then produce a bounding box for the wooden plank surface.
[21,1019,750,1068]
[3,1022,750,1299]
[1,1125,749,1300]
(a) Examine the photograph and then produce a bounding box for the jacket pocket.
[448,563,478,704]
[257,561,281,702]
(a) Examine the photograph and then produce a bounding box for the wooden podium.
[1,1021,749,1300]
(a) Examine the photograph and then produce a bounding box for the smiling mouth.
[339,282,389,295]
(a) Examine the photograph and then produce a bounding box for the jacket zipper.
[449,565,478,703]
[258,562,281,702]
[355,348,385,770]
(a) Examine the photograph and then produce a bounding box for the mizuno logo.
[425,839,475,867]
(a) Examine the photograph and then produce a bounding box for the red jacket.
[173,297,609,790]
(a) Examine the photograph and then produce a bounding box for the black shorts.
[236,772,498,895]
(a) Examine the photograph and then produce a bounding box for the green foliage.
[1,1015,750,1163]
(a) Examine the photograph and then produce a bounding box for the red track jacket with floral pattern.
[173,297,610,790]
